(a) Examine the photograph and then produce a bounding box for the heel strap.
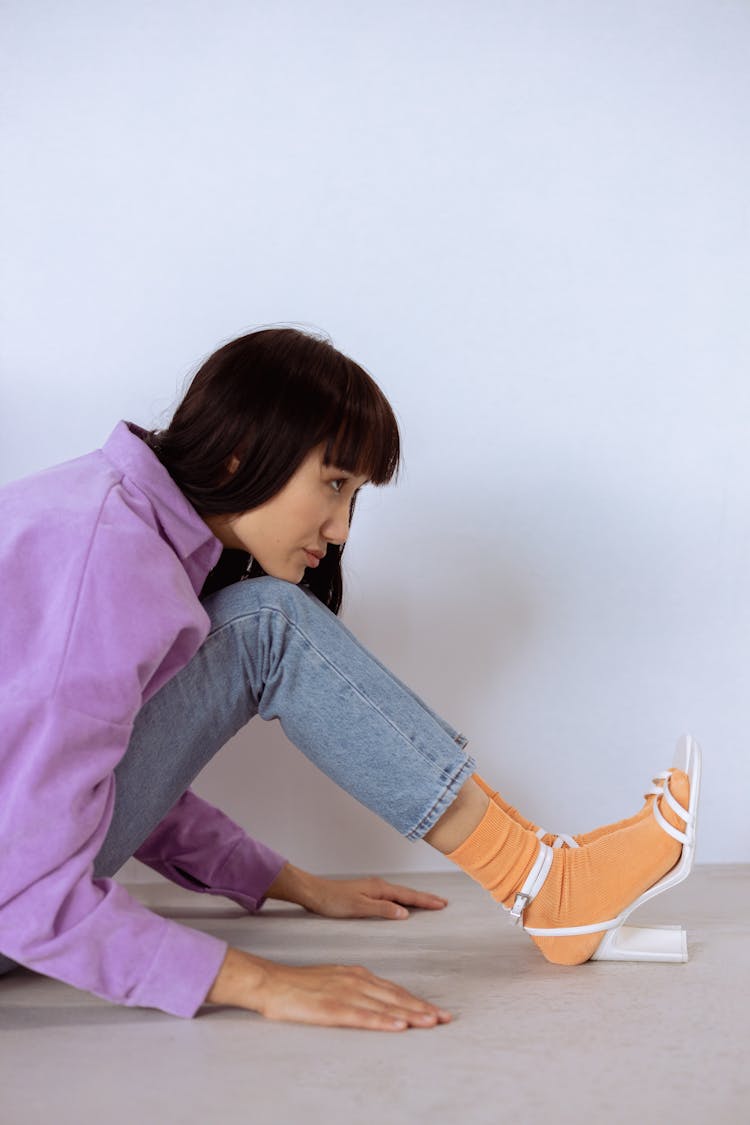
[524,913,623,937]
[508,842,554,925]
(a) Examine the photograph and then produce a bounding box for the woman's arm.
[134,790,288,912]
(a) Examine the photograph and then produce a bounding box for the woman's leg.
[2,576,476,978]
[2,574,693,978]
[92,575,477,878]
[97,573,691,970]
[107,575,693,970]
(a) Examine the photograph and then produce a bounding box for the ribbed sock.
[445,800,540,907]
[449,770,690,965]
[472,772,654,847]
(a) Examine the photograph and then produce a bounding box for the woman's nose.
[322,507,350,546]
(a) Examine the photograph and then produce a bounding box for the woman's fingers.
[305,876,448,919]
[361,897,410,920]
[258,962,452,1031]
[324,1006,414,1032]
[371,880,449,911]
[355,1002,447,1028]
[339,968,452,1026]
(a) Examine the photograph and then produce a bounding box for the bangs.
[321,359,401,485]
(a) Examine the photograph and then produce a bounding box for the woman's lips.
[304,549,323,568]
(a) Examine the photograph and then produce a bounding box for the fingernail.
[395,907,408,918]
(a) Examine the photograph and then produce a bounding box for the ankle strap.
[508,842,554,925]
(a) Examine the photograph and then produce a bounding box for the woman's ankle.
[423,777,490,854]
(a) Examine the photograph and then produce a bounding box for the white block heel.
[590,923,687,962]
[512,734,702,963]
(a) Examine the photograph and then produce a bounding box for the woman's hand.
[266,863,449,920]
[301,874,449,920]
[206,947,452,1031]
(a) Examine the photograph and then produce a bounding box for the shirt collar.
[101,421,223,590]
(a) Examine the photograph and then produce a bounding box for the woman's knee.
[249,575,306,603]
[202,575,315,629]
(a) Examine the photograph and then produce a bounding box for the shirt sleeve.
[134,790,288,912]
[0,476,250,1017]
[0,696,228,1018]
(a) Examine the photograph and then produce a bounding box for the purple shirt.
[0,422,288,1017]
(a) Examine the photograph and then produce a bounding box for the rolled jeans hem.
[404,744,478,841]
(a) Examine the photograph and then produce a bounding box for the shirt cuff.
[129,919,228,1018]
[211,837,289,912]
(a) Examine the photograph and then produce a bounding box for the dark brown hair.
[145,327,400,613]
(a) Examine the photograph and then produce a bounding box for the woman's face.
[204,444,368,582]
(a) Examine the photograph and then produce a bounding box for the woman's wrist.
[265,862,321,911]
[205,946,270,1010]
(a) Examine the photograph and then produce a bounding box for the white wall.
[2,1,749,875]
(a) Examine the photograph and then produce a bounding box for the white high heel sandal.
[508,734,701,963]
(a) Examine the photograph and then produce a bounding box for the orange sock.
[472,771,654,847]
[471,774,540,833]
[445,800,541,906]
[450,770,690,965]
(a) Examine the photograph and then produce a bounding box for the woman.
[0,328,699,1031]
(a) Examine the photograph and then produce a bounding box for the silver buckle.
[509,893,529,925]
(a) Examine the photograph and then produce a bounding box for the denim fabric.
[0,577,474,977]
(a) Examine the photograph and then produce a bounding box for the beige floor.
[1,865,747,1125]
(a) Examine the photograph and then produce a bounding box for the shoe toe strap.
[535,827,580,849]
[652,771,693,845]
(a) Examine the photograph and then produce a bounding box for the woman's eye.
[330,479,346,494]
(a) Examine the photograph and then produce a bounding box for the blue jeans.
[0,578,475,976]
